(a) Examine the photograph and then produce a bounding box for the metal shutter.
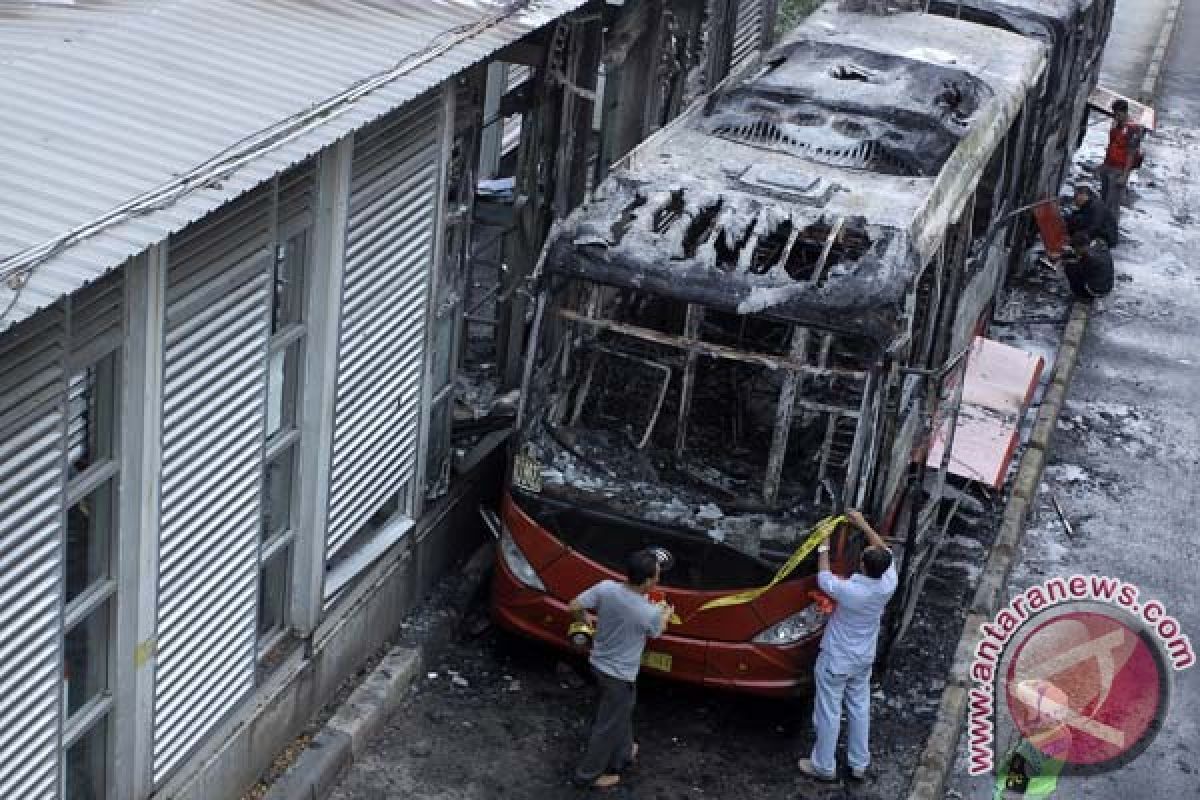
[326,93,442,561]
[0,306,66,800]
[153,189,271,782]
[67,270,125,461]
[279,159,318,230]
[732,0,765,68]
[503,66,532,155]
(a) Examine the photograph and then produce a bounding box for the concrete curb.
[906,306,1089,800]
[1139,0,1184,106]
[262,543,495,800]
[906,3,1185,788]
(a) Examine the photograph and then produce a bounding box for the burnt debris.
[516,275,878,563]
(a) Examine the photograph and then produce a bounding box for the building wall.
[153,453,499,800]
[0,83,457,800]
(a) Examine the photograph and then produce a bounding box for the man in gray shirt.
[568,550,673,789]
[799,509,898,784]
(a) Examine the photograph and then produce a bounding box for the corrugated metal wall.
[325,92,443,561]
[66,271,125,458]
[0,306,66,800]
[152,189,272,783]
[279,160,318,231]
[503,64,532,155]
[732,0,765,68]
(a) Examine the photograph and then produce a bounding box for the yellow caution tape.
[668,514,845,625]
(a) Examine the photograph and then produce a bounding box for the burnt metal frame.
[557,308,867,379]
[557,301,871,506]
[567,344,673,450]
[673,304,705,455]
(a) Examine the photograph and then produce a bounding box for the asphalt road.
[949,2,1200,796]
[1097,0,1179,98]
[1160,0,1200,129]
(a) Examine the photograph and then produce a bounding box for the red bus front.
[489,492,859,696]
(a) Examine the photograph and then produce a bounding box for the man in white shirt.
[799,509,898,784]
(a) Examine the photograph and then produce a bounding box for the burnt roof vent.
[701,39,994,176]
[707,113,922,176]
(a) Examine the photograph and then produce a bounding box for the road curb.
[906,1,1185,784]
[261,729,353,800]
[1139,0,1184,105]
[262,543,495,800]
[906,305,1088,800]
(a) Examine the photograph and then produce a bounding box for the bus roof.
[927,0,1082,43]
[545,6,1047,346]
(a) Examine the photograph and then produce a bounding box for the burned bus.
[927,0,1116,262]
[488,5,1057,695]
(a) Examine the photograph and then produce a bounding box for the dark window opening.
[600,287,688,336]
[611,194,647,243]
[65,714,108,800]
[66,484,113,605]
[714,222,755,270]
[67,357,117,478]
[971,144,1006,252]
[681,199,723,258]
[653,190,687,234]
[750,218,794,274]
[782,220,872,284]
[521,283,875,541]
[64,598,110,718]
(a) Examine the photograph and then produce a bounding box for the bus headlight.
[752,605,828,645]
[499,527,546,591]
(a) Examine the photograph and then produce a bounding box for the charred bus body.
[926,0,1116,263]
[490,5,1088,696]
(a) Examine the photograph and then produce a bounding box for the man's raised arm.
[847,509,889,551]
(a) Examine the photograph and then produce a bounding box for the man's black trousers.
[574,669,637,784]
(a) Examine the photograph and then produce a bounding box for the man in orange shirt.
[1097,99,1144,215]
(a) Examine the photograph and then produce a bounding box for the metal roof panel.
[0,0,585,331]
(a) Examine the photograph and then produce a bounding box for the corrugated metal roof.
[0,0,585,332]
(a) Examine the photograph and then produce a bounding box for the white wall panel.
[0,308,65,800]
[325,92,443,562]
[152,192,270,783]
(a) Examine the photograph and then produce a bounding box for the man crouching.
[799,510,898,784]
[569,550,673,790]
